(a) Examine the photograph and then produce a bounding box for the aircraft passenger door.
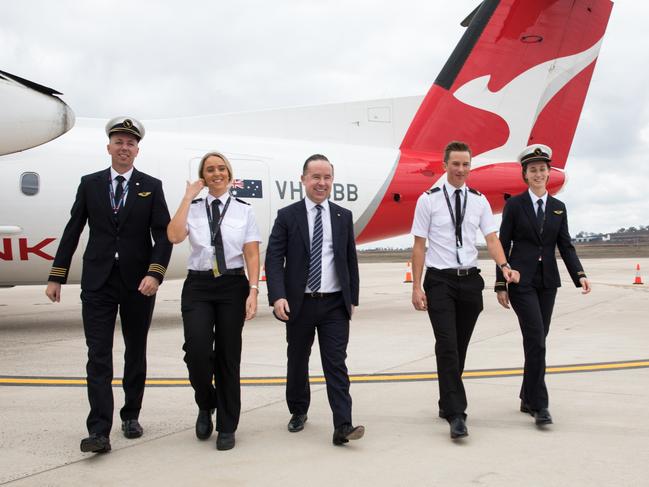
[189,156,271,257]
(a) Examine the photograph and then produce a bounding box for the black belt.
[427,267,479,277]
[304,291,342,299]
[187,268,245,277]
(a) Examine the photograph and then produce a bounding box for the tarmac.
[1,259,648,487]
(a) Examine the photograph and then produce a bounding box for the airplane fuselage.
[1,0,615,287]
[1,114,406,285]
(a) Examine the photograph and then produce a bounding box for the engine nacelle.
[0,70,75,156]
[468,162,566,214]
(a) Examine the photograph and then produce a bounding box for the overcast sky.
[3,1,648,247]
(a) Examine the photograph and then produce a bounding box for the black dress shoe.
[216,432,235,451]
[332,424,365,446]
[449,417,468,439]
[121,419,143,439]
[287,413,308,433]
[534,408,553,426]
[80,433,111,453]
[196,409,214,440]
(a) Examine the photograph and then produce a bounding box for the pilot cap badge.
[105,116,145,141]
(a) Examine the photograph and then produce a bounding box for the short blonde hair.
[198,151,233,182]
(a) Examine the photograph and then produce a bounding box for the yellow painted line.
[1,360,647,387]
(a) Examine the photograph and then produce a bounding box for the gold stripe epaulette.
[148,264,167,275]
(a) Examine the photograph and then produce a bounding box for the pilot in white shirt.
[167,151,261,451]
[410,140,517,440]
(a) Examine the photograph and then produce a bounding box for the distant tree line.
[576,226,649,238]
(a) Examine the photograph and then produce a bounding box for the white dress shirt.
[304,197,341,293]
[185,193,261,271]
[110,167,134,206]
[528,189,548,215]
[110,167,134,258]
[529,189,548,261]
[411,182,498,269]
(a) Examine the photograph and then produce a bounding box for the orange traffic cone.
[633,264,644,285]
[403,261,413,283]
[260,265,267,282]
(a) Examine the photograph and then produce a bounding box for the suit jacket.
[265,199,359,323]
[495,191,585,291]
[48,167,172,291]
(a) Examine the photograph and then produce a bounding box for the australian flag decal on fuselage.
[230,179,263,198]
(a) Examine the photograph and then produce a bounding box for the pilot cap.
[105,116,145,141]
[518,144,552,166]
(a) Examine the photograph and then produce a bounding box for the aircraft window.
[20,172,40,196]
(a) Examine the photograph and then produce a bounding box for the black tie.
[114,175,126,210]
[211,199,227,275]
[307,205,324,292]
[536,199,544,233]
[454,189,463,246]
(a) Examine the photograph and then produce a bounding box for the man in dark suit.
[45,117,172,453]
[495,144,591,426]
[265,154,364,446]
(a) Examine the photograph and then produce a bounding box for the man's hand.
[273,298,291,321]
[496,290,510,309]
[412,288,427,311]
[245,289,258,320]
[138,276,160,296]
[579,277,592,294]
[45,282,62,303]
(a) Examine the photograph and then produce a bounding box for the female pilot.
[495,144,591,426]
[168,151,260,450]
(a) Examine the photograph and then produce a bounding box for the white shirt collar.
[305,196,330,212]
[443,181,467,196]
[528,188,548,207]
[206,192,231,206]
[110,166,134,182]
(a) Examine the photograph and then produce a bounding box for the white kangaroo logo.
[453,38,603,166]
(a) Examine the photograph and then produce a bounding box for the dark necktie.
[454,189,463,246]
[211,199,227,275]
[536,199,545,233]
[307,205,324,292]
[114,175,126,210]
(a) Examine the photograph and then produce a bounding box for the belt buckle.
[310,292,324,298]
[457,268,469,277]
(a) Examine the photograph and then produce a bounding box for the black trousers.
[80,263,155,436]
[508,263,557,410]
[286,293,352,428]
[424,269,484,419]
[181,273,248,434]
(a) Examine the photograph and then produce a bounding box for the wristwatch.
[249,284,259,290]
[499,262,511,270]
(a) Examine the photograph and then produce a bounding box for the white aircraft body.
[0,98,418,285]
[0,0,614,287]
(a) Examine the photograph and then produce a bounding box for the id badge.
[212,248,221,277]
[456,245,467,266]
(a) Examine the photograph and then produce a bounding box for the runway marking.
[1,359,648,387]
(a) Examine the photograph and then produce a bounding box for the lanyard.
[442,185,467,247]
[205,196,232,245]
[108,175,129,214]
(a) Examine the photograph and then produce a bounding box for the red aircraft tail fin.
[358,0,613,243]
